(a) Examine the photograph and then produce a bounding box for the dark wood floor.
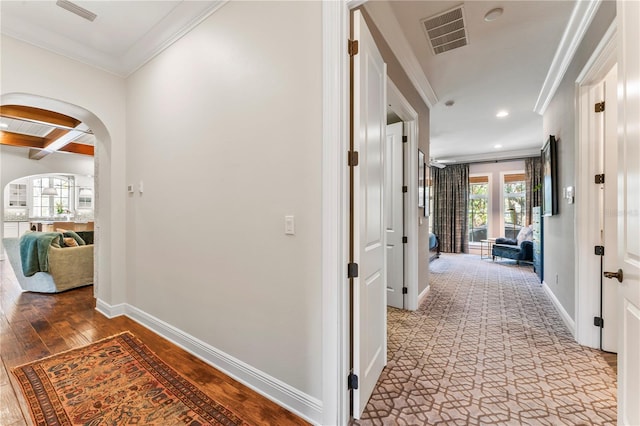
[0,258,308,426]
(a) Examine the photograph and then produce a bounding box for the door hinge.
[402,185,408,193]
[402,236,408,244]
[595,174,605,184]
[402,287,408,294]
[347,262,359,278]
[595,245,605,256]
[348,373,359,390]
[594,101,605,113]
[594,316,604,328]
[348,151,359,167]
[402,136,408,143]
[348,39,359,57]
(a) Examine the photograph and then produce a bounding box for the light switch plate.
[285,215,295,235]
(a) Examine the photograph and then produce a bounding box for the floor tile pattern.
[354,254,617,425]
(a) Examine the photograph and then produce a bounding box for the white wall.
[1,35,127,305]
[542,1,616,321]
[1,146,94,184]
[125,0,323,416]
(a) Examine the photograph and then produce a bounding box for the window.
[468,175,489,243]
[503,173,526,239]
[32,176,73,217]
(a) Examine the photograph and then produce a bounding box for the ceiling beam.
[0,131,45,148]
[59,143,94,156]
[0,105,81,128]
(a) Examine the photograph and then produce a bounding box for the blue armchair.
[492,237,533,264]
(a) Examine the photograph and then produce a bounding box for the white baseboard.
[542,281,576,337]
[418,284,430,307]
[94,299,322,425]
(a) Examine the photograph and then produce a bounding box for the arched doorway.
[1,93,112,301]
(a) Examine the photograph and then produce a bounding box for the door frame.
[574,20,616,348]
[387,78,419,311]
[321,1,420,423]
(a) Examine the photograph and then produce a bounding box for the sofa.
[429,233,440,262]
[3,231,94,293]
[491,225,533,264]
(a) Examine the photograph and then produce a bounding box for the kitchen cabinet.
[3,222,31,238]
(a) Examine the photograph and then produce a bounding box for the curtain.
[525,156,543,225]
[432,163,469,253]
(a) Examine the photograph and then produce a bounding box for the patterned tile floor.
[354,254,617,425]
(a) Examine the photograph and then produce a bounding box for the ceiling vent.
[56,0,97,22]
[421,5,468,55]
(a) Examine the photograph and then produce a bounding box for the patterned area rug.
[354,254,617,425]
[12,332,249,426]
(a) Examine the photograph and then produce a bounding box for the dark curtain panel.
[432,163,469,253]
[525,156,543,225]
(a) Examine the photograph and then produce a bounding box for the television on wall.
[542,135,558,216]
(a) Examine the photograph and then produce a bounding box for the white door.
[600,65,618,353]
[386,121,404,309]
[614,1,640,424]
[352,9,387,419]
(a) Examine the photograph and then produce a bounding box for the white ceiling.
[1,1,578,162]
[0,0,225,77]
[366,0,577,163]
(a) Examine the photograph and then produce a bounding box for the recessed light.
[484,7,504,22]
[496,110,509,118]
[494,144,503,149]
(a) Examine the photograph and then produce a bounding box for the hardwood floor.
[0,258,308,426]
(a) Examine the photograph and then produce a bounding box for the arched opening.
[1,93,112,300]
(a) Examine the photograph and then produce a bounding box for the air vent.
[421,6,468,55]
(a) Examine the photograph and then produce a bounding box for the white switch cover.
[285,215,295,235]
[127,184,134,193]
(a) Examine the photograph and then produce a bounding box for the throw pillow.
[63,230,86,246]
[63,237,79,247]
[516,225,534,246]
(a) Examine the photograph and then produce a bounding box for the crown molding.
[534,0,602,115]
[1,1,228,78]
[362,1,438,108]
[437,148,541,165]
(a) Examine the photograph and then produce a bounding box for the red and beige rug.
[12,332,249,426]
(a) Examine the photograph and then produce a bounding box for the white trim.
[575,21,617,84]
[95,300,322,425]
[418,284,430,307]
[542,281,576,337]
[438,148,541,165]
[361,1,438,108]
[573,23,617,349]
[95,299,126,318]
[387,78,420,311]
[322,1,350,425]
[534,0,602,114]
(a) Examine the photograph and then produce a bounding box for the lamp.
[42,187,58,196]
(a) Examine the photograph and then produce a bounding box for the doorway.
[1,93,113,302]
[574,23,618,352]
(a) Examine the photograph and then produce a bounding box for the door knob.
[604,268,624,283]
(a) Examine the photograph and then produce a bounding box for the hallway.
[355,254,617,425]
